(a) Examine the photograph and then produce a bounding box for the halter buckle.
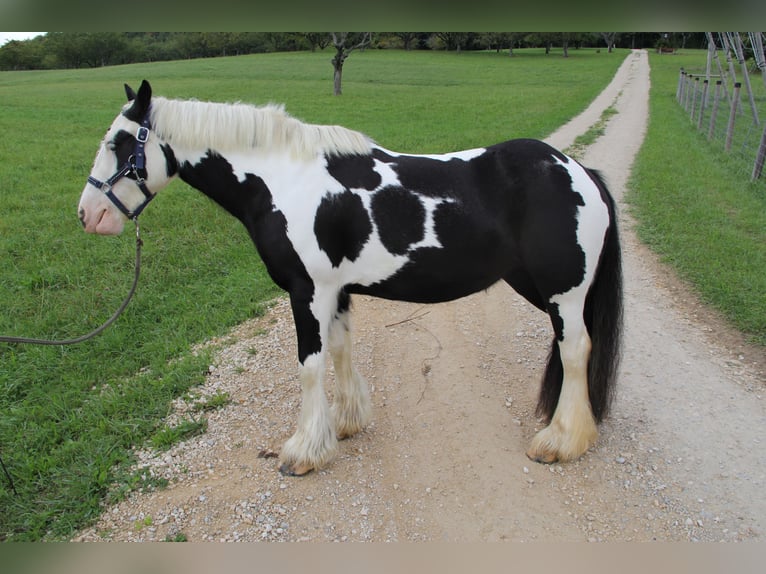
[136,126,149,143]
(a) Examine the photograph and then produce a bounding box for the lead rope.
[0,217,143,495]
[0,218,143,345]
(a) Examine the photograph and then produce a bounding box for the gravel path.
[74,50,765,543]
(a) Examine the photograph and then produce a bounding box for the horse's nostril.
[78,207,86,227]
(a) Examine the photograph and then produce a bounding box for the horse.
[78,80,623,476]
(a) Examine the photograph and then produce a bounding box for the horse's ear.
[123,80,152,121]
[137,80,152,105]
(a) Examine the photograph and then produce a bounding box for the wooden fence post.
[677,68,685,102]
[752,122,766,180]
[698,79,709,130]
[690,77,700,122]
[708,80,722,141]
[684,74,694,112]
[730,32,760,126]
[725,82,741,152]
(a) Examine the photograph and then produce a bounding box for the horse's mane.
[148,96,373,160]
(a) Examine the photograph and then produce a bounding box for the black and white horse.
[79,81,622,476]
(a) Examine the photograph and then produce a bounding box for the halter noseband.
[87,113,154,220]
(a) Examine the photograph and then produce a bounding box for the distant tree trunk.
[394,32,417,51]
[332,47,346,95]
[435,32,470,52]
[331,32,370,96]
[600,32,617,53]
[332,57,346,95]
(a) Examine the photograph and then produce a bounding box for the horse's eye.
[106,141,117,152]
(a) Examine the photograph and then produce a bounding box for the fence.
[677,69,766,181]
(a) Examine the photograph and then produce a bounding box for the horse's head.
[78,80,176,235]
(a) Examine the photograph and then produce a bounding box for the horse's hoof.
[279,462,315,477]
[525,448,558,464]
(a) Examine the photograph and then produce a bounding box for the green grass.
[192,391,231,412]
[150,418,207,451]
[0,48,628,540]
[565,101,619,160]
[627,50,766,345]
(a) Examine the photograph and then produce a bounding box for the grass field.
[627,50,766,346]
[0,48,628,540]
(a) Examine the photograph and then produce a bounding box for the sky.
[0,32,45,46]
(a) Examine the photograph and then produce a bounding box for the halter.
[86,112,155,219]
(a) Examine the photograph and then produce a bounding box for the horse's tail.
[537,169,623,423]
[582,171,623,421]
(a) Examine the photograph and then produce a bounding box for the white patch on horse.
[330,233,409,287]
[548,155,610,320]
[407,195,455,251]
[376,145,487,162]
[371,157,400,186]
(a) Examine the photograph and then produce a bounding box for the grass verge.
[627,50,765,345]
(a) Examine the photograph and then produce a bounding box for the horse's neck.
[175,146,297,225]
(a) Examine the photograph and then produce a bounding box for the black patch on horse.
[371,148,396,163]
[160,144,178,178]
[326,153,381,191]
[314,190,372,268]
[373,150,467,199]
[370,186,426,255]
[178,151,321,361]
[110,130,138,168]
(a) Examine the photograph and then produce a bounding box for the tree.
[506,32,525,56]
[304,33,331,52]
[480,32,506,53]
[600,32,618,53]
[264,33,299,53]
[434,32,475,52]
[0,39,43,70]
[393,32,419,51]
[330,32,371,96]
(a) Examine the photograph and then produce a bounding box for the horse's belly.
[348,247,508,304]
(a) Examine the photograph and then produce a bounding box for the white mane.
[148,96,373,160]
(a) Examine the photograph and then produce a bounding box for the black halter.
[87,112,155,219]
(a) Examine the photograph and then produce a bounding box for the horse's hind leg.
[504,269,595,460]
[328,292,371,440]
[527,291,598,463]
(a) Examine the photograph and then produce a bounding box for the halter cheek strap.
[87,114,154,220]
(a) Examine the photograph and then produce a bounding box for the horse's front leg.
[279,289,338,476]
[328,292,371,440]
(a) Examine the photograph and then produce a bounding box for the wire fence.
[677,69,766,182]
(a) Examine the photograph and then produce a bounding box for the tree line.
[0,32,709,71]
